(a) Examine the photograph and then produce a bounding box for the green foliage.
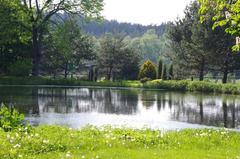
[187,81,222,93]
[0,0,31,74]
[1,0,104,76]
[198,0,240,50]
[130,30,165,64]
[138,60,157,80]
[118,47,141,80]
[144,79,240,94]
[167,1,238,82]
[98,34,140,80]
[146,80,189,91]
[222,84,240,94]
[0,106,25,132]
[0,125,239,158]
[43,19,95,78]
[7,59,32,76]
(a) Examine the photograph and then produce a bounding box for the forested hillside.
[54,13,167,37]
[81,19,167,38]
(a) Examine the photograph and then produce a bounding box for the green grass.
[0,125,239,159]
[1,76,240,95]
[0,76,142,88]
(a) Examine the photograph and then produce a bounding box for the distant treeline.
[55,13,167,38]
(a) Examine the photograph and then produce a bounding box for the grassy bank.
[145,80,240,94]
[0,125,239,159]
[0,76,141,88]
[1,76,240,94]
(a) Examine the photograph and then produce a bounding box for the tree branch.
[41,0,66,25]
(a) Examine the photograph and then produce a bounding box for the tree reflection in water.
[0,87,239,129]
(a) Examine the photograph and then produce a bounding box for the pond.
[0,86,239,130]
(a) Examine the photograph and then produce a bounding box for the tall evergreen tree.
[161,65,167,80]
[157,59,163,79]
[169,64,174,80]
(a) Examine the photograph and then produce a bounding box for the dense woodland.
[0,0,240,83]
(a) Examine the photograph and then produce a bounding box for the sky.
[102,0,193,25]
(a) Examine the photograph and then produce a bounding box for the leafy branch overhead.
[198,0,240,50]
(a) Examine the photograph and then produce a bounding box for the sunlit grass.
[0,125,240,159]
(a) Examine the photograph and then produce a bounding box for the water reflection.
[0,86,239,130]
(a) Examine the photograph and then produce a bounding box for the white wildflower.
[43,139,49,144]
[13,144,21,148]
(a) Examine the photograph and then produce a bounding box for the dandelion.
[82,155,85,158]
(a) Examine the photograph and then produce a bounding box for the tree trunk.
[88,66,94,81]
[199,58,205,81]
[94,68,98,82]
[32,26,42,76]
[107,67,113,80]
[222,53,229,84]
[222,67,228,84]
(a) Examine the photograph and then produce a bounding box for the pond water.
[0,86,239,130]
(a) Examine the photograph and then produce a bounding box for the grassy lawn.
[0,125,240,159]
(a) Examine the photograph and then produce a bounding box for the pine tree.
[169,64,173,80]
[157,59,163,79]
[138,60,157,80]
[161,65,167,80]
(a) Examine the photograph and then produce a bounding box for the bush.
[8,59,32,76]
[138,60,157,80]
[187,81,222,93]
[222,84,240,94]
[145,80,189,91]
[0,105,25,132]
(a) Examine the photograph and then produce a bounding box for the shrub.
[8,59,32,76]
[0,105,25,132]
[187,81,222,93]
[146,80,189,91]
[138,60,157,80]
[222,84,240,94]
